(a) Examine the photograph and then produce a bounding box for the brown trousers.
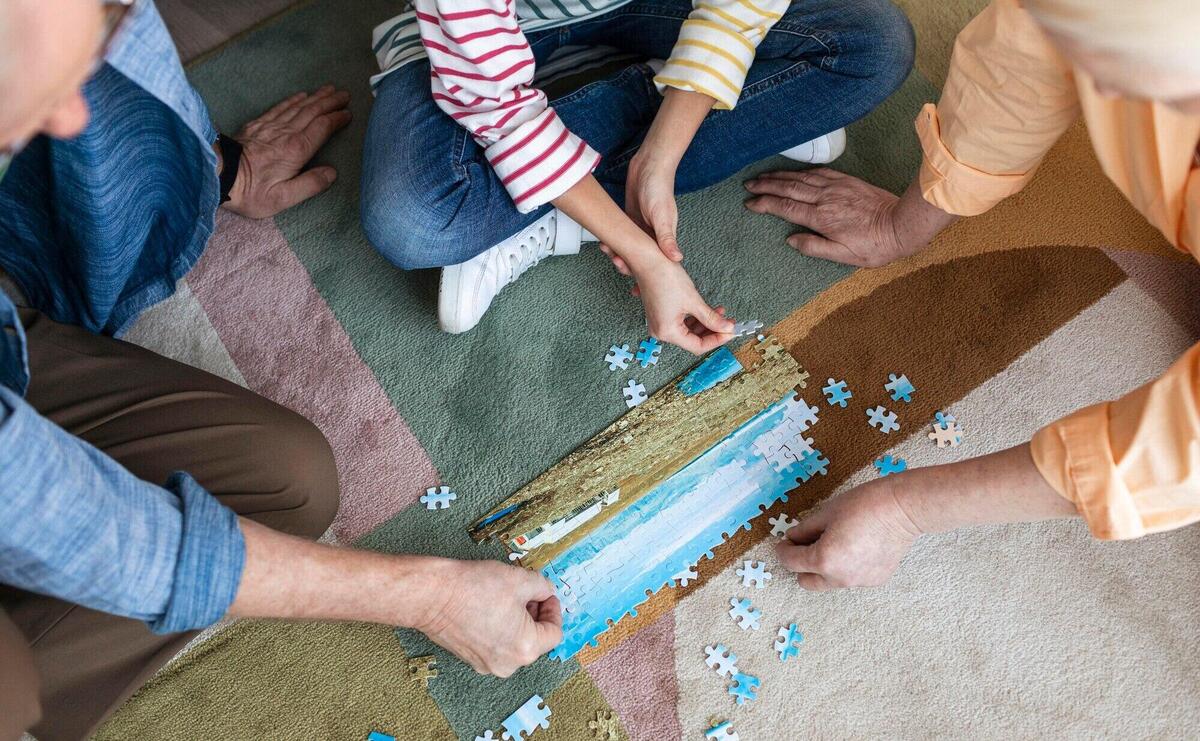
[0,310,340,741]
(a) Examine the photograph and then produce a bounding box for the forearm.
[552,175,665,271]
[891,176,960,253]
[636,88,714,170]
[894,443,1078,534]
[227,518,449,629]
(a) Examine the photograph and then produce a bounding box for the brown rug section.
[578,244,1125,664]
[93,620,457,740]
[895,0,990,87]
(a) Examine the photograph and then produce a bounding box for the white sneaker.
[438,209,593,333]
[779,128,847,164]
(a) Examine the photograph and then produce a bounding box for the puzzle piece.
[768,513,799,538]
[732,320,764,337]
[800,449,829,477]
[736,560,772,589]
[885,373,915,403]
[635,337,662,368]
[368,733,395,741]
[407,655,438,687]
[866,405,900,433]
[604,344,633,371]
[501,695,551,740]
[704,644,739,677]
[588,710,619,740]
[420,486,457,510]
[622,379,647,408]
[728,597,762,631]
[728,673,761,705]
[873,455,907,477]
[935,411,957,429]
[775,623,804,661]
[673,564,699,587]
[705,720,740,741]
[474,732,497,741]
[782,395,820,430]
[822,378,852,407]
[928,421,963,448]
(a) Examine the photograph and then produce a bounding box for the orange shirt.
[916,0,1200,539]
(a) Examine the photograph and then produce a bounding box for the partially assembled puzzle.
[469,336,827,660]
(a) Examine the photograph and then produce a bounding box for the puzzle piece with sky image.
[419,486,456,510]
[604,344,633,371]
[775,623,804,661]
[501,695,551,740]
[635,337,662,367]
[866,405,900,433]
[622,379,647,408]
[769,513,799,537]
[729,597,762,630]
[705,644,739,677]
[736,560,772,588]
[728,673,761,705]
[822,378,852,407]
[705,720,740,741]
[873,455,907,477]
[929,421,964,448]
[885,373,915,402]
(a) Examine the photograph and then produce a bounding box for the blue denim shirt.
[0,1,245,633]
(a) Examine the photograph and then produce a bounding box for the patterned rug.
[97,0,1200,738]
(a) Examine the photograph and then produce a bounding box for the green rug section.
[184,2,936,736]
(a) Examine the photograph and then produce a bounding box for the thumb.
[274,166,337,212]
[650,205,682,261]
[695,300,735,334]
[531,598,564,652]
[787,508,827,545]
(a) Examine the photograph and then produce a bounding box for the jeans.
[360,0,915,270]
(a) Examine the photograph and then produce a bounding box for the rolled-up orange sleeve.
[1031,343,1200,540]
[915,0,1082,216]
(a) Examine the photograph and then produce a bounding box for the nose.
[41,91,91,140]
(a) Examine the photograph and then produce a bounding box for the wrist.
[631,145,680,179]
[398,555,461,632]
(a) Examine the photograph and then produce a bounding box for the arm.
[745,0,1080,266]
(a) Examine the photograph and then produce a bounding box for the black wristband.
[216,134,243,205]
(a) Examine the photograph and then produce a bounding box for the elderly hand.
[775,479,921,590]
[224,85,352,219]
[419,559,563,678]
[744,168,913,267]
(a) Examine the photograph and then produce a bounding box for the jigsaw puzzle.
[728,597,762,630]
[775,623,804,661]
[705,644,739,677]
[604,344,633,371]
[822,378,852,407]
[885,373,915,402]
[873,455,907,477]
[929,420,964,448]
[419,486,456,510]
[935,410,956,428]
[673,564,699,587]
[728,672,761,705]
[587,710,619,740]
[732,319,764,337]
[501,695,551,740]
[406,655,437,687]
[866,405,900,433]
[635,337,662,367]
[368,733,395,741]
[473,733,497,741]
[768,513,799,537]
[622,379,648,408]
[736,560,772,589]
[705,720,740,741]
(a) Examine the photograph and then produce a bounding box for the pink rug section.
[586,612,682,741]
[1106,249,1200,339]
[189,211,440,542]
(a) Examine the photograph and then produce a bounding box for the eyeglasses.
[0,0,138,176]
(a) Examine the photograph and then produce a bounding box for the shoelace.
[500,217,555,283]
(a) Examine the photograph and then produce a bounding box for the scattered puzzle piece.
[368,733,395,741]
[822,378,852,407]
[588,710,619,740]
[407,655,438,687]
[728,673,761,705]
[736,560,772,589]
[768,513,799,538]
[635,337,662,368]
[935,410,956,429]
[501,695,551,740]
[704,644,739,677]
[474,732,497,741]
[732,320,764,337]
[420,486,457,510]
[705,720,740,741]
[728,597,762,631]
[775,623,804,661]
[873,455,907,477]
[929,421,963,448]
[673,564,699,587]
[884,373,915,403]
[622,379,647,408]
[604,344,633,371]
[866,405,900,433]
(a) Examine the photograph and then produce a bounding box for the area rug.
[97,0,1200,738]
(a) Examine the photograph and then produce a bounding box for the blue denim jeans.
[360,0,914,270]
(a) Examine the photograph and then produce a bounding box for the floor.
[157,0,303,62]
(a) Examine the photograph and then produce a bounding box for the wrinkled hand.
[419,560,562,678]
[776,480,921,590]
[632,256,733,354]
[225,85,352,219]
[744,168,910,268]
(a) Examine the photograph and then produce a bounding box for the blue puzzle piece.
[822,378,852,407]
[800,449,829,477]
[501,695,551,740]
[935,411,956,429]
[368,733,395,741]
[604,344,634,371]
[775,623,804,661]
[728,672,761,705]
[873,455,907,477]
[635,337,662,368]
[885,373,915,403]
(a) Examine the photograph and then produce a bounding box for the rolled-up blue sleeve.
[0,387,245,633]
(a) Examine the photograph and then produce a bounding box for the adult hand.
[775,479,921,590]
[632,256,733,354]
[224,85,352,219]
[744,168,911,267]
[419,559,562,678]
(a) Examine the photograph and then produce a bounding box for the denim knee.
[856,0,916,99]
[360,179,473,271]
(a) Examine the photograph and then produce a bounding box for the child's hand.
[631,256,734,354]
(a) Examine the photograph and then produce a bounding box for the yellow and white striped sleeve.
[654,0,791,109]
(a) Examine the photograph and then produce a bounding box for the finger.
[753,170,834,186]
[808,166,847,180]
[631,283,641,298]
[688,331,731,353]
[649,207,682,262]
[291,90,352,130]
[788,233,864,266]
[301,110,353,154]
[599,245,633,276]
[796,573,832,591]
[664,327,705,355]
[531,599,564,653]
[261,91,307,122]
[519,572,558,603]
[275,85,338,124]
[744,195,817,226]
[744,177,821,204]
[693,301,735,335]
[272,167,338,212]
[776,540,822,574]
